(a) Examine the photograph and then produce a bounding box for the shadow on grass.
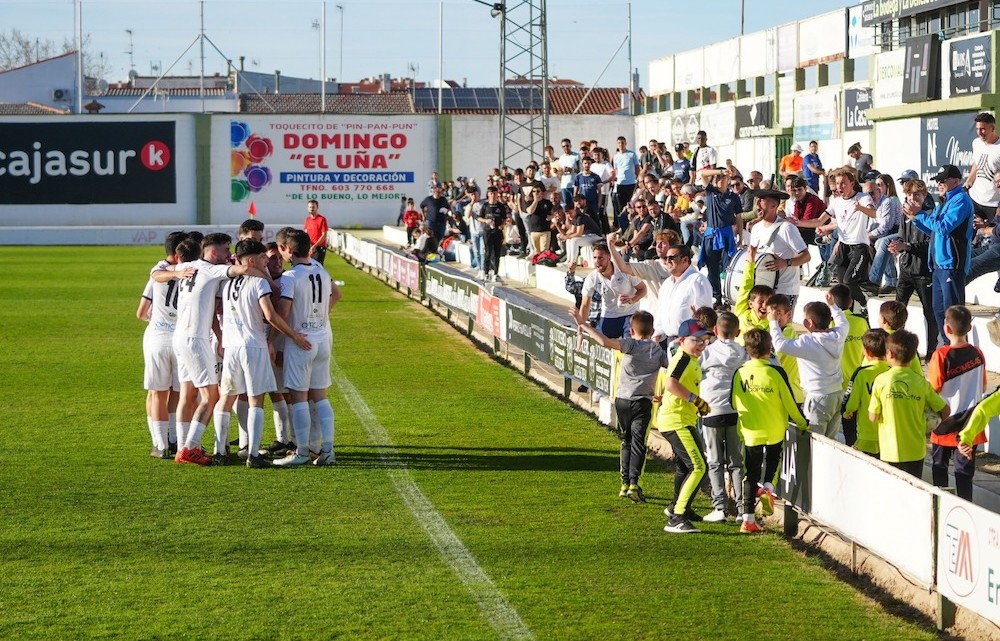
[334,445,617,472]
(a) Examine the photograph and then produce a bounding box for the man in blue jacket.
[909,164,974,344]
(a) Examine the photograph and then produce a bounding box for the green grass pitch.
[0,246,936,640]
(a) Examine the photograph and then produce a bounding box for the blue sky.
[3,0,856,88]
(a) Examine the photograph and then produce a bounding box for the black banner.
[862,0,963,27]
[424,267,479,317]
[778,426,811,513]
[0,121,175,204]
[902,35,941,103]
[587,342,615,396]
[949,35,992,97]
[920,111,976,184]
[548,321,574,375]
[735,100,774,138]
[844,88,874,131]
[505,304,549,359]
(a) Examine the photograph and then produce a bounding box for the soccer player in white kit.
[212,239,312,468]
[273,229,341,467]
[137,231,189,458]
[154,233,263,466]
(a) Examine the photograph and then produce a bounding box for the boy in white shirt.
[769,291,849,439]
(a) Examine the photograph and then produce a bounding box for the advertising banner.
[587,341,614,396]
[947,34,992,98]
[810,437,935,586]
[874,50,905,109]
[213,115,435,226]
[863,0,964,27]
[920,111,976,184]
[798,10,847,66]
[671,112,701,146]
[794,90,841,142]
[700,105,735,147]
[388,253,420,291]
[424,267,478,317]
[848,5,879,59]
[505,304,549,359]
[548,321,575,376]
[476,289,501,338]
[0,121,175,204]
[778,426,811,513]
[735,99,774,138]
[937,493,1000,625]
[844,87,874,131]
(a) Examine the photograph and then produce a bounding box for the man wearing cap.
[802,141,825,195]
[749,189,811,309]
[908,164,974,344]
[779,144,805,179]
[672,143,692,184]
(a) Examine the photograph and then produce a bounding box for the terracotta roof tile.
[240,93,415,114]
[0,102,70,115]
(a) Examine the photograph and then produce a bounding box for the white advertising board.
[799,10,847,66]
[704,38,740,87]
[810,437,935,586]
[700,104,735,147]
[649,56,674,96]
[674,49,705,91]
[211,114,436,228]
[873,49,905,109]
[740,30,771,79]
[777,23,799,73]
[848,5,879,59]
[937,492,1000,625]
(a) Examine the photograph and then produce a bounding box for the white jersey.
[173,259,233,340]
[220,275,272,349]
[970,136,1000,207]
[142,259,179,338]
[749,219,808,297]
[280,262,332,340]
[828,193,873,246]
[581,264,642,318]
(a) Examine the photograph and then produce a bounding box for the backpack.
[532,249,559,265]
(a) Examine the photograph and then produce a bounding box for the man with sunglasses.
[652,245,713,347]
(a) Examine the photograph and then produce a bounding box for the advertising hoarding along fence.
[0,121,176,204]
[947,34,992,98]
[214,115,435,227]
[937,493,1000,626]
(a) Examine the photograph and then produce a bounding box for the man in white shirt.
[653,244,714,345]
[213,239,312,468]
[748,189,811,310]
[557,138,580,207]
[273,229,342,467]
[816,169,876,312]
[154,233,265,465]
[693,130,717,187]
[605,229,678,311]
[579,244,646,339]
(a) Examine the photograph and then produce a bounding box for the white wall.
[871,118,920,184]
[449,114,634,185]
[0,53,78,110]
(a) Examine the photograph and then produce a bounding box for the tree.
[0,29,109,84]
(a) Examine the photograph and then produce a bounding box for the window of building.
[851,57,870,84]
[803,65,818,90]
[763,74,774,97]
[826,60,843,85]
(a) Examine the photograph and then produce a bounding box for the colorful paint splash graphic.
[230,121,274,201]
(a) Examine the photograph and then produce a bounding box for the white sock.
[315,399,335,453]
[176,421,190,448]
[272,400,289,443]
[236,399,249,448]
[309,401,321,454]
[248,407,265,455]
[167,413,177,446]
[185,421,207,450]
[291,402,311,456]
[146,416,157,448]
[213,410,231,455]
[153,421,169,451]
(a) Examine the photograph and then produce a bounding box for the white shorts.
[143,333,179,391]
[283,339,332,391]
[174,336,220,388]
[220,345,276,397]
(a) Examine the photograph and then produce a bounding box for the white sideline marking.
[331,358,535,641]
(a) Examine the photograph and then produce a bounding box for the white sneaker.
[703,509,728,523]
[312,450,335,466]
[476,270,486,280]
[272,452,311,467]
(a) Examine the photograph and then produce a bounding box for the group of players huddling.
[137,220,340,468]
